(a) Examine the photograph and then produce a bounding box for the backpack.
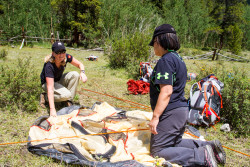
[188,74,224,126]
[187,73,197,82]
[139,62,153,83]
[86,55,98,61]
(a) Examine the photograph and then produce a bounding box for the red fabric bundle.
[127,79,150,95]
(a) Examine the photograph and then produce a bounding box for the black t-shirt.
[40,54,73,85]
[150,52,188,113]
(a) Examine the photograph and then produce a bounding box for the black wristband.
[81,70,85,74]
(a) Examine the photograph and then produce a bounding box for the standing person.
[40,41,87,117]
[148,24,226,167]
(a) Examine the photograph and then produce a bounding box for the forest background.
[0,0,249,166]
[0,0,250,53]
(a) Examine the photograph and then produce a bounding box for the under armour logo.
[58,42,62,45]
[157,72,169,80]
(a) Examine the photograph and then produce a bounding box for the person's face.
[53,50,66,62]
[153,38,161,57]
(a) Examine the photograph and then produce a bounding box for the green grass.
[0,45,249,166]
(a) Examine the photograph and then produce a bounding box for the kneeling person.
[40,41,87,117]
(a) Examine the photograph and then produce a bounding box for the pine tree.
[242,5,250,50]
[205,0,245,53]
[227,24,243,54]
[0,1,3,14]
[51,0,101,46]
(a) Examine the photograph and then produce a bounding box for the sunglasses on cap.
[55,50,66,54]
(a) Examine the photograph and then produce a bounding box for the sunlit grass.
[0,45,249,166]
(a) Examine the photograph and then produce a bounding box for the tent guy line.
[0,89,249,158]
[0,127,249,158]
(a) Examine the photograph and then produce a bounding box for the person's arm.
[149,84,173,134]
[46,77,57,117]
[70,57,87,83]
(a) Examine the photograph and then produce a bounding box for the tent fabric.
[127,79,150,95]
[27,102,195,167]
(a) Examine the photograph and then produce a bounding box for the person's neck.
[160,50,168,57]
[55,60,61,68]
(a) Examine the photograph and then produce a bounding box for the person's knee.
[70,71,80,80]
[57,90,72,101]
[151,151,159,158]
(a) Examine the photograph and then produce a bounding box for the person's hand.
[80,72,87,83]
[50,108,57,117]
[148,117,159,134]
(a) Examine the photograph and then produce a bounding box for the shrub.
[0,49,8,59]
[194,62,249,136]
[0,57,42,112]
[105,30,152,79]
[219,68,249,137]
[226,24,243,55]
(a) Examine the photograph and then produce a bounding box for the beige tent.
[28,102,197,167]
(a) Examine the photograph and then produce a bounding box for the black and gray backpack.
[188,74,224,126]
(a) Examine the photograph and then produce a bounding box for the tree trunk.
[217,0,229,60]
[73,0,79,46]
[73,27,79,45]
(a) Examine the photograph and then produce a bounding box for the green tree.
[149,0,167,16]
[221,0,245,53]
[99,0,162,39]
[0,1,3,14]
[183,0,212,47]
[163,0,189,43]
[226,24,243,54]
[162,0,212,48]
[205,0,245,53]
[51,0,101,46]
[242,5,250,50]
[0,0,52,40]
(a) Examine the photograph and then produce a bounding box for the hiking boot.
[66,100,73,107]
[210,140,226,165]
[39,93,46,109]
[204,145,218,167]
[162,161,173,167]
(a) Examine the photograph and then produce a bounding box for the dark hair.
[155,33,180,51]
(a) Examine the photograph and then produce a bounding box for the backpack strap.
[198,81,202,90]
[210,106,220,122]
[190,82,199,99]
[202,103,209,118]
[210,75,218,80]
[201,81,221,123]
[202,82,210,118]
[201,103,220,126]
[189,82,203,109]
[212,84,223,108]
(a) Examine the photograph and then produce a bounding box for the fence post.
[51,33,54,44]
[19,26,25,49]
[57,31,59,41]
[212,42,218,61]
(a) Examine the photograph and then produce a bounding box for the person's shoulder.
[168,52,183,62]
[66,54,73,62]
[161,52,175,62]
[45,61,53,65]
[66,53,73,58]
[44,61,54,69]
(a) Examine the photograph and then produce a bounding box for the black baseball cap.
[149,24,176,46]
[52,41,66,53]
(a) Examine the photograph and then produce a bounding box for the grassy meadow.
[0,45,249,166]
